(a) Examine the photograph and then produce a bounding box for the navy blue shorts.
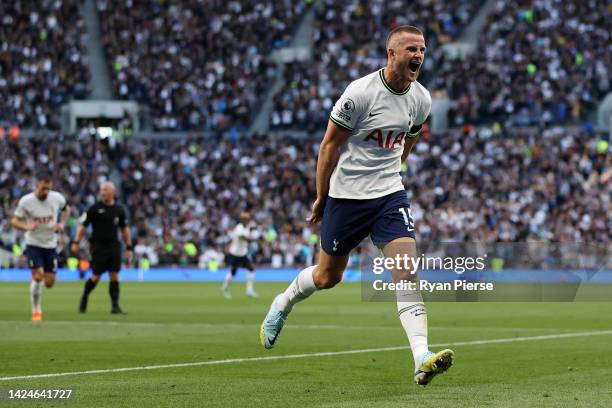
[25,245,58,273]
[226,254,253,271]
[321,190,415,256]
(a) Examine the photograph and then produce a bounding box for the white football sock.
[397,290,429,368]
[246,271,255,293]
[222,272,232,290]
[274,265,317,313]
[29,280,43,313]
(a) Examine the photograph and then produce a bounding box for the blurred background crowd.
[2,124,609,268]
[0,0,609,269]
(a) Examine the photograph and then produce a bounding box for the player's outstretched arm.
[307,120,350,224]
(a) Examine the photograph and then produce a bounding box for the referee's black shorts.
[91,243,122,275]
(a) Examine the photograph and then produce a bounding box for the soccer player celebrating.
[11,172,70,322]
[71,181,132,314]
[222,212,258,299]
[260,26,454,386]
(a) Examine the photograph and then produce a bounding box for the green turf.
[0,281,611,407]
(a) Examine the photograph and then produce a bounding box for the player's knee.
[395,270,418,283]
[91,274,100,283]
[109,272,119,282]
[32,269,44,281]
[44,279,55,288]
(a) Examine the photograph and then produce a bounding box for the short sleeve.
[58,193,67,211]
[13,197,27,218]
[414,90,432,126]
[118,206,127,228]
[329,82,366,131]
[83,207,93,226]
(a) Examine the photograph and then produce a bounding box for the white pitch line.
[0,320,356,330]
[0,320,576,332]
[2,330,611,381]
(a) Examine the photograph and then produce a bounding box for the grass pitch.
[1,281,611,407]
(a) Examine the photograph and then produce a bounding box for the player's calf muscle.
[313,268,342,289]
[313,251,348,289]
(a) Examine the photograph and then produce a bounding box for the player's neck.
[383,67,411,93]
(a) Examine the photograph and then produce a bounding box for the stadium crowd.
[432,0,611,127]
[1,0,607,135]
[1,0,610,269]
[272,0,610,130]
[2,125,609,268]
[270,0,482,130]
[97,0,310,131]
[0,0,90,130]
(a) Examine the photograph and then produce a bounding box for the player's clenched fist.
[307,198,325,224]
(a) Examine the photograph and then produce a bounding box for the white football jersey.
[228,223,250,257]
[329,68,431,199]
[13,191,67,248]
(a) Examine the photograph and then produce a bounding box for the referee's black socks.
[83,278,98,297]
[109,281,120,307]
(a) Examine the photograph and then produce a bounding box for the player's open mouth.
[408,61,421,73]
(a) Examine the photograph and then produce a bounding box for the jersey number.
[398,208,414,232]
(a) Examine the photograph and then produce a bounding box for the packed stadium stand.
[270,0,483,130]
[1,0,610,268]
[2,125,609,267]
[431,0,610,127]
[97,0,310,131]
[0,0,90,129]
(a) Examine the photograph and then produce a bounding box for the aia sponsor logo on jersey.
[363,129,407,149]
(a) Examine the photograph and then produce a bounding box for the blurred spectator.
[97,0,309,131]
[432,0,611,127]
[3,126,608,268]
[271,0,482,131]
[0,0,90,129]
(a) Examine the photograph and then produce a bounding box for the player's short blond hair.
[386,25,424,50]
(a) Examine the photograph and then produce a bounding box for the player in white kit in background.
[260,26,454,386]
[222,212,258,299]
[10,172,70,322]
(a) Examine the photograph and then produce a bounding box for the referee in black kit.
[71,181,133,314]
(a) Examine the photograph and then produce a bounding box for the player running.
[222,212,258,299]
[260,25,454,386]
[11,172,70,322]
[71,181,133,314]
